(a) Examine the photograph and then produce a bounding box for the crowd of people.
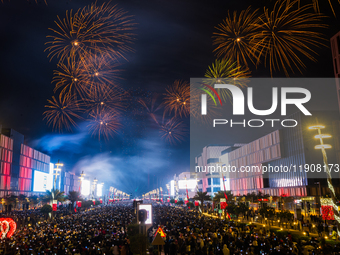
[0,205,133,254]
[0,203,338,254]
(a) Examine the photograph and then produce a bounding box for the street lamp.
[309,123,340,235]
[53,160,63,190]
[79,171,85,193]
[92,178,97,199]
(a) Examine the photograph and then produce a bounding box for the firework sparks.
[190,86,219,125]
[85,87,128,114]
[213,6,261,66]
[80,51,122,94]
[43,94,83,132]
[137,94,163,125]
[254,0,327,76]
[204,59,251,102]
[163,80,190,117]
[52,55,88,99]
[45,2,135,63]
[87,109,121,140]
[159,118,186,145]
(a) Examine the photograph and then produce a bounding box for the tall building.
[0,128,51,196]
[195,145,230,196]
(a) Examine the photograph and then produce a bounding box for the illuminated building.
[195,146,233,196]
[195,112,340,213]
[0,128,50,196]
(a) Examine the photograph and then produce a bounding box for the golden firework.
[52,55,88,99]
[138,94,163,125]
[80,51,122,95]
[87,108,121,140]
[159,118,186,145]
[204,59,251,102]
[84,87,128,114]
[163,80,190,117]
[254,0,327,76]
[213,6,261,66]
[45,2,135,63]
[43,94,83,132]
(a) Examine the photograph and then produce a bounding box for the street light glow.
[308,125,325,130]
[315,144,332,149]
[314,134,331,139]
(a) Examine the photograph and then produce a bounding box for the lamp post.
[309,123,340,235]
[53,160,63,191]
[79,171,85,193]
[92,178,97,200]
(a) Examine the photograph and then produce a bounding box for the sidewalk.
[202,212,326,239]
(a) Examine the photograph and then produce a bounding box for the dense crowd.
[0,205,133,254]
[0,204,338,254]
[151,207,339,255]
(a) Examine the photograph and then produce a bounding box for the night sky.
[0,0,340,196]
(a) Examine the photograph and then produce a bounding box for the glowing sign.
[81,180,91,196]
[138,204,152,225]
[0,218,16,239]
[154,227,166,237]
[97,183,103,197]
[178,180,197,190]
[33,170,53,192]
[170,180,175,196]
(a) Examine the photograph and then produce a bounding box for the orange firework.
[52,55,88,99]
[254,0,327,76]
[84,87,128,114]
[87,108,121,140]
[163,80,190,117]
[43,94,83,132]
[45,2,135,63]
[159,118,187,145]
[80,51,122,94]
[137,94,163,125]
[213,7,261,66]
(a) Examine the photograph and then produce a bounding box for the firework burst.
[80,51,122,94]
[213,6,261,66]
[87,109,121,140]
[189,86,219,125]
[204,59,251,102]
[137,94,163,125]
[43,94,83,132]
[85,87,128,114]
[45,2,135,63]
[254,0,327,76]
[52,55,88,99]
[163,80,190,117]
[159,118,186,145]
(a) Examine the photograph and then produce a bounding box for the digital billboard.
[178,179,197,190]
[33,170,53,192]
[81,180,91,196]
[97,183,103,197]
[138,204,152,225]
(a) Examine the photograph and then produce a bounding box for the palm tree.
[193,191,211,213]
[67,191,81,210]
[43,189,65,204]
[29,195,40,209]
[18,194,27,210]
[213,191,234,219]
[5,194,17,212]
